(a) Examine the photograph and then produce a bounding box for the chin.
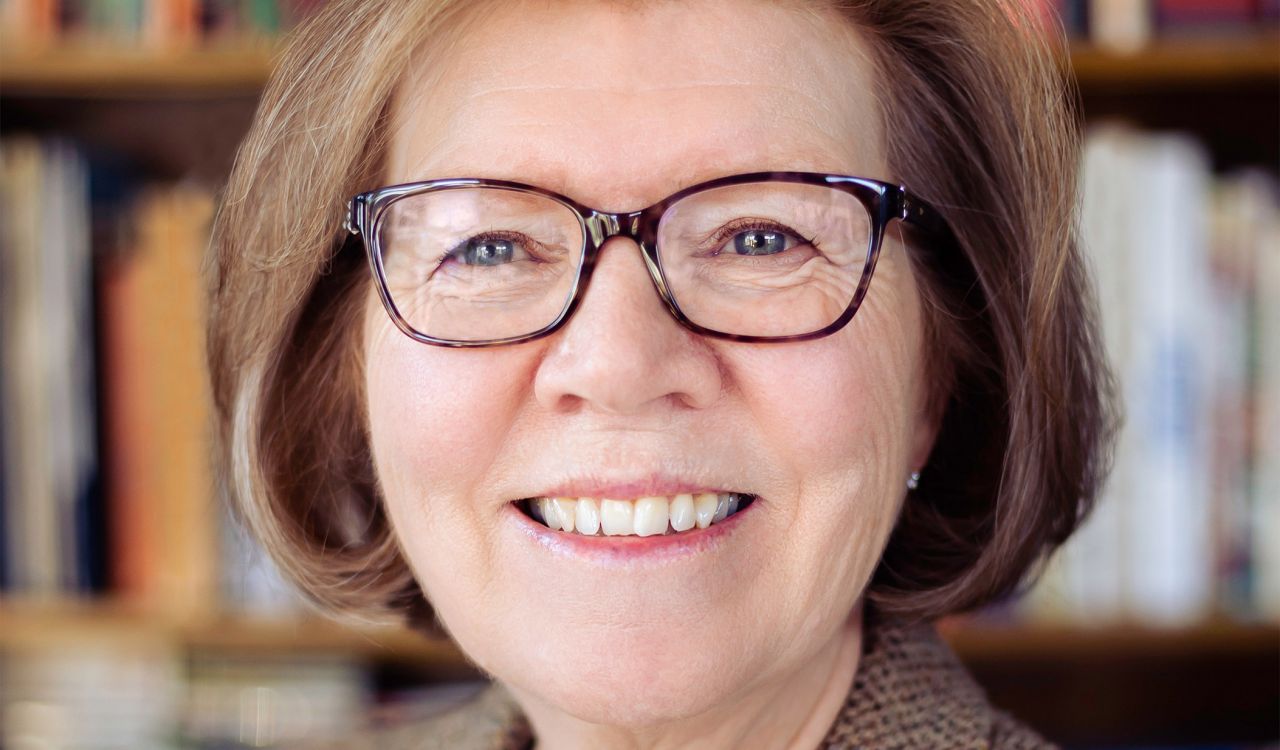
[478,610,756,727]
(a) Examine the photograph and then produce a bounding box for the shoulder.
[284,682,531,750]
[821,615,1060,750]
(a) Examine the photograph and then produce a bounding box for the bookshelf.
[1,599,1274,746]
[0,600,1274,745]
[2,20,1278,750]
[1068,34,1279,84]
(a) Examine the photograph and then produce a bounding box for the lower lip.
[504,498,757,566]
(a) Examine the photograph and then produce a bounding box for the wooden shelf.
[3,597,1274,661]
[939,615,1280,746]
[1069,34,1280,87]
[0,44,277,95]
[3,599,1274,744]
[1,36,1276,94]
[939,615,1280,660]
[0,598,463,665]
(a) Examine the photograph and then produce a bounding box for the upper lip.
[520,473,752,501]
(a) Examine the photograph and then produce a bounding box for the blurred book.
[0,0,325,49]
[183,652,370,748]
[0,135,308,622]
[1,641,368,749]
[0,137,101,600]
[1022,124,1280,627]
[0,639,183,749]
[1030,0,1278,47]
[98,181,219,618]
[1089,0,1152,51]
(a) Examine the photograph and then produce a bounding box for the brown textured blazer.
[301,615,1058,749]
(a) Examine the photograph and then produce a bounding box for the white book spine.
[1055,125,1138,625]
[1252,191,1280,620]
[1089,0,1152,54]
[1125,134,1215,626]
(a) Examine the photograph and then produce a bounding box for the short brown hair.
[207,0,1117,631]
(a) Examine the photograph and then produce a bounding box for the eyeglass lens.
[377,182,873,342]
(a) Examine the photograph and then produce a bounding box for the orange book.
[99,206,160,600]
[151,184,217,619]
[144,0,199,50]
[0,0,59,49]
[100,184,217,619]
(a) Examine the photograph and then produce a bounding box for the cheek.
[725,248,925,608]
[363,300,545,638]
[738,248,926,495]
[365,313,515,499]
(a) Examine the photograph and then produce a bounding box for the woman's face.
[367,0,936,727]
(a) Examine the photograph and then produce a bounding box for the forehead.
[386,0,887,212]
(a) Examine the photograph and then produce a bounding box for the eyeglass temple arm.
[344,196,366,236]
[896,187,950,240]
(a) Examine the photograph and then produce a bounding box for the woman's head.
[208,0,1113,728]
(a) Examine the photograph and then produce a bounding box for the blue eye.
[460,237,516,265]
[733,228,790,256]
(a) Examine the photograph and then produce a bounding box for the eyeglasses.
[344,171,950,347]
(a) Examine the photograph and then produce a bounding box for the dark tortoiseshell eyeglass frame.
[344,170,953,348]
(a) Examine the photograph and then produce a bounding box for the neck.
[517,604,865,750]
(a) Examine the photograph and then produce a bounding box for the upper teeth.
[527,493,748,536]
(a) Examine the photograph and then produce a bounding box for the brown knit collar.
[816,614,998,748]
[442,614,1003,750]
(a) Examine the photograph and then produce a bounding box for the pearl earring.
[906,471,921,491]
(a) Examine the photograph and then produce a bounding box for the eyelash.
[437,229,543,267]
[704,217,820,255]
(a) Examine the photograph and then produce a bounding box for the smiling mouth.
[515,493,757,537]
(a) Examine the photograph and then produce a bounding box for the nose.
[532,235,722,416]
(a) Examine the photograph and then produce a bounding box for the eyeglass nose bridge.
[578,208,682,320]
[583,209,646,247]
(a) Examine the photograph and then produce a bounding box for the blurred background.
[0,0,1277,748]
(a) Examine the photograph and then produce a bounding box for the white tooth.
[600,499,634,536]
[712,494,729,523]
[694,493,718,529]
[669,494,695,532]
[540,498,562,530]
[726,493,740,516]
[551,498,576,533]
[633,497,669,537]
[575,498,600,535]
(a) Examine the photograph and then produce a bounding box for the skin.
[365,0,940,747]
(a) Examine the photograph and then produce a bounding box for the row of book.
[0,0,324,49]
[1,0,1277,52]
[1038,0,1278,52]
[0,136,301,619]
[1019,124,1280,627]
[1,640,380,748]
